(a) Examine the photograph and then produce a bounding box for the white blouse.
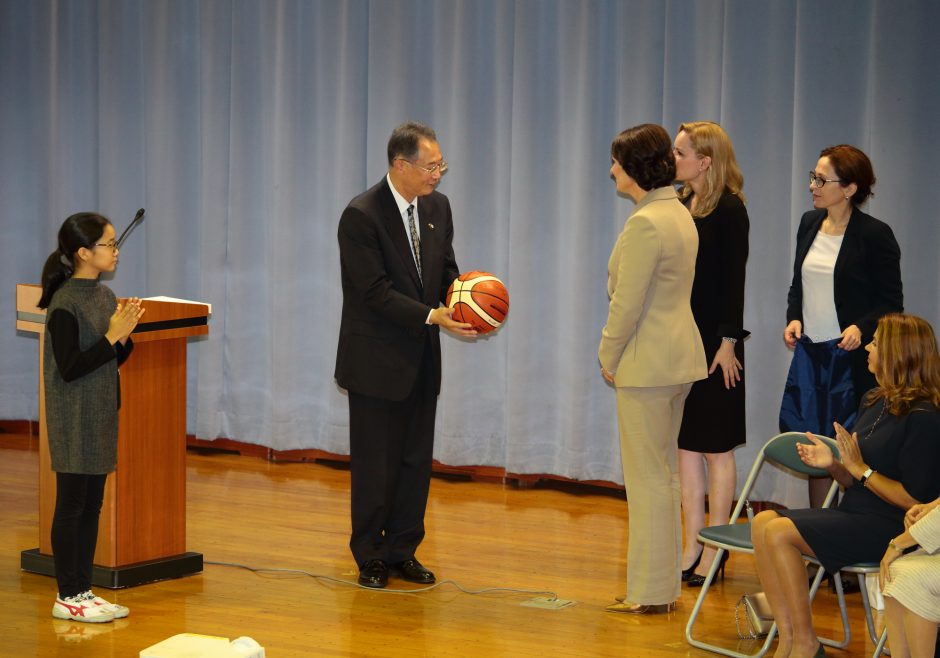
[801,232,844,342]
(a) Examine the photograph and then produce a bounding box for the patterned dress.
[884,504,940,623]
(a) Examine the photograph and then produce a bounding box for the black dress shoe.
[358,559,388,588]
[391,559,435,584]
[686,551,729,588]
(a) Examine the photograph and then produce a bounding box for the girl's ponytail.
[38,249,74,308]
[37,213,111,309]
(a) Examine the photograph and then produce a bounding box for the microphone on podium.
[116,208,146,248]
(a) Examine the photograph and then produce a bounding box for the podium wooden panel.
[16,284,208,588]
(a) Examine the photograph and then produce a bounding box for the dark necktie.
[407,204,422,283]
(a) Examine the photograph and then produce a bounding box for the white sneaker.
[79,590,130,619]
[52,594,115,623]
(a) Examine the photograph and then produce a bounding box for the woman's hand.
[905,503,928,528]
[783,320,802,349]
[796,433,834,469]
[106,297,145,345]
[600,366,615,384]
[905,498,940,528]
[709,340,742,389]
[837,324,863,351]
[833,421,865,479]
[879,541,905,590]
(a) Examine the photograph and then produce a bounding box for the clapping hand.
[833,421,865,479]
[796,433,834,469]
[106,297,145,345]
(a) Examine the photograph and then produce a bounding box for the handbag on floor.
[735,591,774,639]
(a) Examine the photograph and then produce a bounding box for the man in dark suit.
[335,122,475,588]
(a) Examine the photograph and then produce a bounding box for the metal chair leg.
[872,627,889,657]
[819,571,852,649]
[855,572,884,645]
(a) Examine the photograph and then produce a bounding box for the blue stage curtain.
[2,0,938,509]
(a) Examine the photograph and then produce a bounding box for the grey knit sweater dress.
[43,278,132,474]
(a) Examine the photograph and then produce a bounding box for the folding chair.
[872,627,889,657]
[833,562,886,650]
[684,432,841,658]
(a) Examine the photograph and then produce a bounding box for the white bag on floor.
[866,572,885,611]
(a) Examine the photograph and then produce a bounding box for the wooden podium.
[16,284,209,588]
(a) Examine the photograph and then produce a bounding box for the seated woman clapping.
[751,313,940,658]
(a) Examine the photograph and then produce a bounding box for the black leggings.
[51,472,107,598]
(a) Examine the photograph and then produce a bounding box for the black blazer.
[786,206,902,342]
[335,177,460,401]
[687,191,750,347]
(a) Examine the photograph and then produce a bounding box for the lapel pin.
[427,223,435,230]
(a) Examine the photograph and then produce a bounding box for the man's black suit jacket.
[335,177,460,401]
[786,206,903,341]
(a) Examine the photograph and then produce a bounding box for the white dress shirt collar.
[387,173,417,219]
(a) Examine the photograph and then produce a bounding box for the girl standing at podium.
[38,213,144,623]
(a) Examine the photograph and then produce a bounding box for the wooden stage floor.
[0,435,884,657]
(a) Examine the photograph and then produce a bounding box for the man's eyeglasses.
[399,158,449,175]
[809,171,843,189]
[93,241,118,253]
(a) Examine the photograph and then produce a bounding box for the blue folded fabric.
[779,335,856,435]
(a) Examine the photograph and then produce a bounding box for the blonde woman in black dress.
[672,122,749,586]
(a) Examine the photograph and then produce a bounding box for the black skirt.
[677,346,746,453]
[776,504,897,574]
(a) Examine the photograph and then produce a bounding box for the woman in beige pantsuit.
[599,124,707,614]
[881,496,940,658]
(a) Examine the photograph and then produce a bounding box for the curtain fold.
[2,0,937,509]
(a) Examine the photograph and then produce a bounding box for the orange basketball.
[445,271,509,334]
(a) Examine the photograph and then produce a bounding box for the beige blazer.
[598,186,707,388]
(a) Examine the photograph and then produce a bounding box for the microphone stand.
[116,208,146,248]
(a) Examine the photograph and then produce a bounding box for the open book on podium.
[16,284,209,588]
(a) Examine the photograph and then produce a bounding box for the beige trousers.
[616,382,692,604]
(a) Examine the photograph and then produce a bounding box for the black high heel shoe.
[681,548,704,582]
[686,551,729,587]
